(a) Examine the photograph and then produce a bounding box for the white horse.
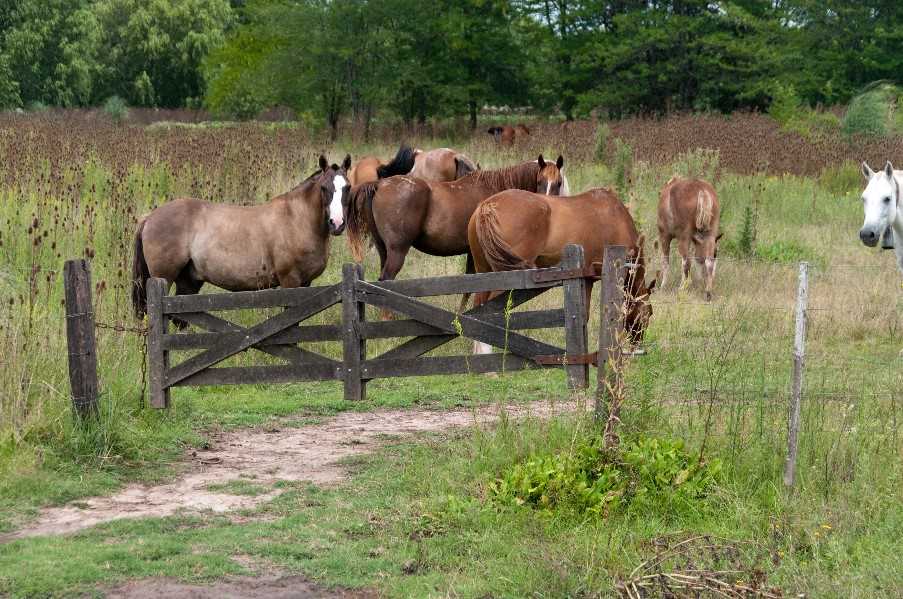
[860,161,903,275]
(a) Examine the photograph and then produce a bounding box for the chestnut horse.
[347,145,415,186]
[132,155,352,324]
[410,148,478,181]
[657,176,721,300]
[345,156,568,281]
[468,187,657,350]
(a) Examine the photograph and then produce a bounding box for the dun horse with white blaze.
[657,176,721,300]
[859,161,903,275]
[132,155,352,325]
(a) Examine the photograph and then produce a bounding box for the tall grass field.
[0,111,901,597]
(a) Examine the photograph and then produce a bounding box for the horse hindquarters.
[370,178,430,281]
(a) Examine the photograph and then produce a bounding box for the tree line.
[2,1,902,135]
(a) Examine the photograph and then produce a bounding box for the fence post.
[342,263,367,401]
[784,261,809,488]
[146,277,170,409]
[562,244,589,391]
[595,246,627,432]
[64,259,99,418]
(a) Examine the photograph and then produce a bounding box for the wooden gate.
[146,244,596,406]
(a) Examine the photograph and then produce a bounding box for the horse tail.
[377,144,415,178]
[455,154,477,179]
[695,189,714,232]
[346,182,379,263]
[132,217,150,319]
[474,201,533,272]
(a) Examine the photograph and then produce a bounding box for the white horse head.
[859,161,899,247]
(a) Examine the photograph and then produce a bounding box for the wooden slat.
[165,285,340,386]
[342,263,367,401]
[162,285,329,314]
[64,259,99,417]
[561,244,590,390]
[171,311,339,366]
[357,281,563,359]
[367,267,572,297]
[172,363,339,387]
[361,353,552,379]
[360,309,563,340]
[146,277,170,409]
[163,324,342,350]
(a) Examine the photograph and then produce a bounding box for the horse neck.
[467,162,540,194]
[280,181,329,241]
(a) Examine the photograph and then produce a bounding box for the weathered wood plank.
[146,277,170,409]
[561,244,590,390]
[165,285,340,386]
[342,263,367,401]
[162,323,341,350]
[367,267,573,297]
[162,285,330,314]
[64,259,99,417]
[172,363,339,387]
[784,261,809,488]
[596,246,627,441]
[361,353,551,379]
[357,281,562,359]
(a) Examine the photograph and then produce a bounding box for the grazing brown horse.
[410,148,478,182]
[468,187,657,350]
[347,145,415,186]
[487,124,531,146]
[132,155,352,323]
[657,176,721,300]
[345,156,567,281]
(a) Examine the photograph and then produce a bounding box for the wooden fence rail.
[143,244,609,406]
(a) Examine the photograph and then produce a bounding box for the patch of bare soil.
[3,399,579,541]
[104,575,377,599]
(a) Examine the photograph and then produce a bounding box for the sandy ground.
[3,399,580,541]
[103,575,378,599]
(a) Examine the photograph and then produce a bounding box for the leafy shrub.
[843,83,898,137]
[612,137,633,199]
[489,435,720,519]
[736,203,758,258]
[594,122,611,161]
[102,96,129,124]
[26,100,48,113]
[754,240,819,265]
[768,83,840,140]
[818,161,862,197]
[768,83,802,127]
[672,147,720,181]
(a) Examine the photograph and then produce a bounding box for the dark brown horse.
[657,176,721,300]
[409,147,478,182]
[487,124,530,146]
[132,155,352,323]
[344,156,567,281]
[468,187,657,350]
[347,145,415,186]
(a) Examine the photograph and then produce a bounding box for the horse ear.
[861,161,874,180]
[885,161,895,178]
[556,155,564,170]
[319,155,329,171]
[537,154,546,169]
[342,154,352,170]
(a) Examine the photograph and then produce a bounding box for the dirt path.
[3,399,579,541]
[104,575,377,599]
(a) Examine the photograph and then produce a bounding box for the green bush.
[672,147,720,181]
[754,240,819,265]
[818,161,862,197]
[102,95,129,124]
[767,83,802,127]
[768,83,840,140]
[26,100,48,113]
[843,83,898,137]
[594,122,611,161]
[489,435,720,519]
[736,203,757,258]
[612,137,633,199]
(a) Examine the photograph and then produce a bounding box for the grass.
[1,114,902,596]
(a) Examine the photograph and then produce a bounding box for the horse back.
[659,178,719,235]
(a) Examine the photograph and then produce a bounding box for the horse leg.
[677,237,691,291]
[171,269,204,330]
[377,244,410,320]
[695,238,716,301]
[458,253,475,313]
[658,230,672,289]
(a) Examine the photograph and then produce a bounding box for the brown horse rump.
[348,145,415,186]
[410,147,478,182]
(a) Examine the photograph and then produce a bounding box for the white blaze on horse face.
[329,174,347,228]
[860,171,897,245]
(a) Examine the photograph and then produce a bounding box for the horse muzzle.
[329,221,346,236]
[859,227,880,247]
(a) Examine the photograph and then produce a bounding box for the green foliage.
[818,161,862,197]
[768,83,840,140]
[672,148,720,182]
[0,55,21,110]
[489,435,720,519]
[736,203,758,258]
[842,83,899,138]
[102,95,129,123]
[593,122,610,162]
[612,137,633,199]
[754,240,819,266]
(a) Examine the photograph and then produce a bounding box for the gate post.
[342,263,367,401]
[784,261,809,488]
[147,277,170,409]
[561,244,589,390]
[64,259,99,419]
[595,245,627,432]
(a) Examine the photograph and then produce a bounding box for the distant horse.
[468,187,657,350]
[487,125,528,146]
[345,156,568,281]
[132,154,352,324]
[347,145,415,186]
[859,161,903,275]
[410,148,478,181]
[657,176,721,300]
